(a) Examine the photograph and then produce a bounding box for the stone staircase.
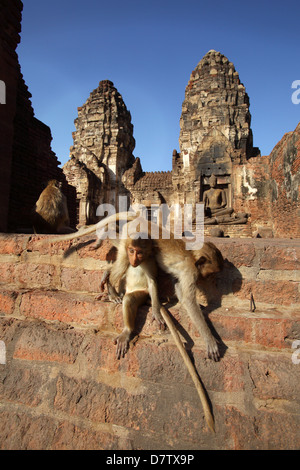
[0,233,299,449]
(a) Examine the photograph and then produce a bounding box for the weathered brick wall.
[0,234,299,450]
[0,0,77,233]
[231,156,273,235]
[7,74,77,231]
[269,123,300,238]
[0,0,23,232]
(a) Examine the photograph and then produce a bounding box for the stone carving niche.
[196,131,248,226]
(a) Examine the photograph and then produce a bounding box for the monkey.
[49,211,224,361]
[32,180,75,234]
[97,231,216,432]
[98,233,165,359]
[153,237,223,361]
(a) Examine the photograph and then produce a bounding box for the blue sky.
[17,0,300,171]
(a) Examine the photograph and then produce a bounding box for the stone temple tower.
[63,80,135,225]
[174,49,260,215]
[179,50,258,164]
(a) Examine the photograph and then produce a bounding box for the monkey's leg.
[176,278,220,361]
[147,278,165,330]
[114,291,148,359]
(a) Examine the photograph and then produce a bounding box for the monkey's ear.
[195,256,207,267]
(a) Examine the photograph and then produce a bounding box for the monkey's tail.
[47,212,136,243]
[160,306,215,434]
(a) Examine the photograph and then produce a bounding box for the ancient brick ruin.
[0,0,299,452]
[63,50,300,239]
[63,80,135,225]
[0,0,76,233]
[1,0,299,239]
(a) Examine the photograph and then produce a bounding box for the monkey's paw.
[113,332,130,359]
[95,293,109,301]
[206,337,220,362]
[151,311,166,331]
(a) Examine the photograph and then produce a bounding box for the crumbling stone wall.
[231,122,300,238]
[269,123,300,238]
[8,74,76,231]
[0,0,76,233]
[0,0,22,232]
[0,234,299,450]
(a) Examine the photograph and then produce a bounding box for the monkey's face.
[127,245,146,268]
[200,264,221,279]
[196,256,222,279]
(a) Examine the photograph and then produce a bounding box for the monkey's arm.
[100,269,110,292]
[142,260,166,330]
[96,269,123,303]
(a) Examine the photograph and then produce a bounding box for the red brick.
[19,290,110,326]
[26,234,73,256]
[60,267,101,293]
[234,279,300,306]
[17,263,57,289]
[0,366,44,407]
[0,317,22,345]
[254,410,300,450]
[0,411,57,450]
[81,334,123,373]
[0,234,28,255]
[76,238,117,262]
[193,350,245,392]
[51,421,125,450]
[215,240,256,268]
[13,322,85,364]
[53,374,117,423]
[253,318,296,349]
[260,245,300,270]
[248,353,300,402]
[0,262,15,285]
[0,262,57,289]
[211,312,252,344]
[0,290,17,315]
[212,311,300,349]
[222,406,258,450]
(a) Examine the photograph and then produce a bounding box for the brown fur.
[32,180,74,234]
[50,212,224,360]
[99,235,165,359]
[152,237,223,360]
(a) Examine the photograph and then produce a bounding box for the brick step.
[0,234,299,309]
[1,288,298,353]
